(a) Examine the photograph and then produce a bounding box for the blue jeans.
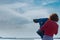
[37,29,44,38]
[42,35,53,40]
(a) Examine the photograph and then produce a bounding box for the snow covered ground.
[0,39,60,40]
[34,39,60,40]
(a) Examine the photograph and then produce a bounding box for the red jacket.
[40,20,58,37]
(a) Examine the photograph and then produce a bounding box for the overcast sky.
[0,0,60,38]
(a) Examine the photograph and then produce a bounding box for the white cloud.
[41,0,59,6]
[0,6,31,25]
[23,8,50,21]
[1,2,28,8]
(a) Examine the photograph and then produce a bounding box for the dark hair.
[50,13,59,22]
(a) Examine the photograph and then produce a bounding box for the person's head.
[49,13,59,22]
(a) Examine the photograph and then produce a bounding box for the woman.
[40,13,59,40]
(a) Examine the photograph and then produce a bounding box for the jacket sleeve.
[55,25,58,35]
[33,18,45,23]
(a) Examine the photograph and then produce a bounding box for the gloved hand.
[33,19,38,23]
